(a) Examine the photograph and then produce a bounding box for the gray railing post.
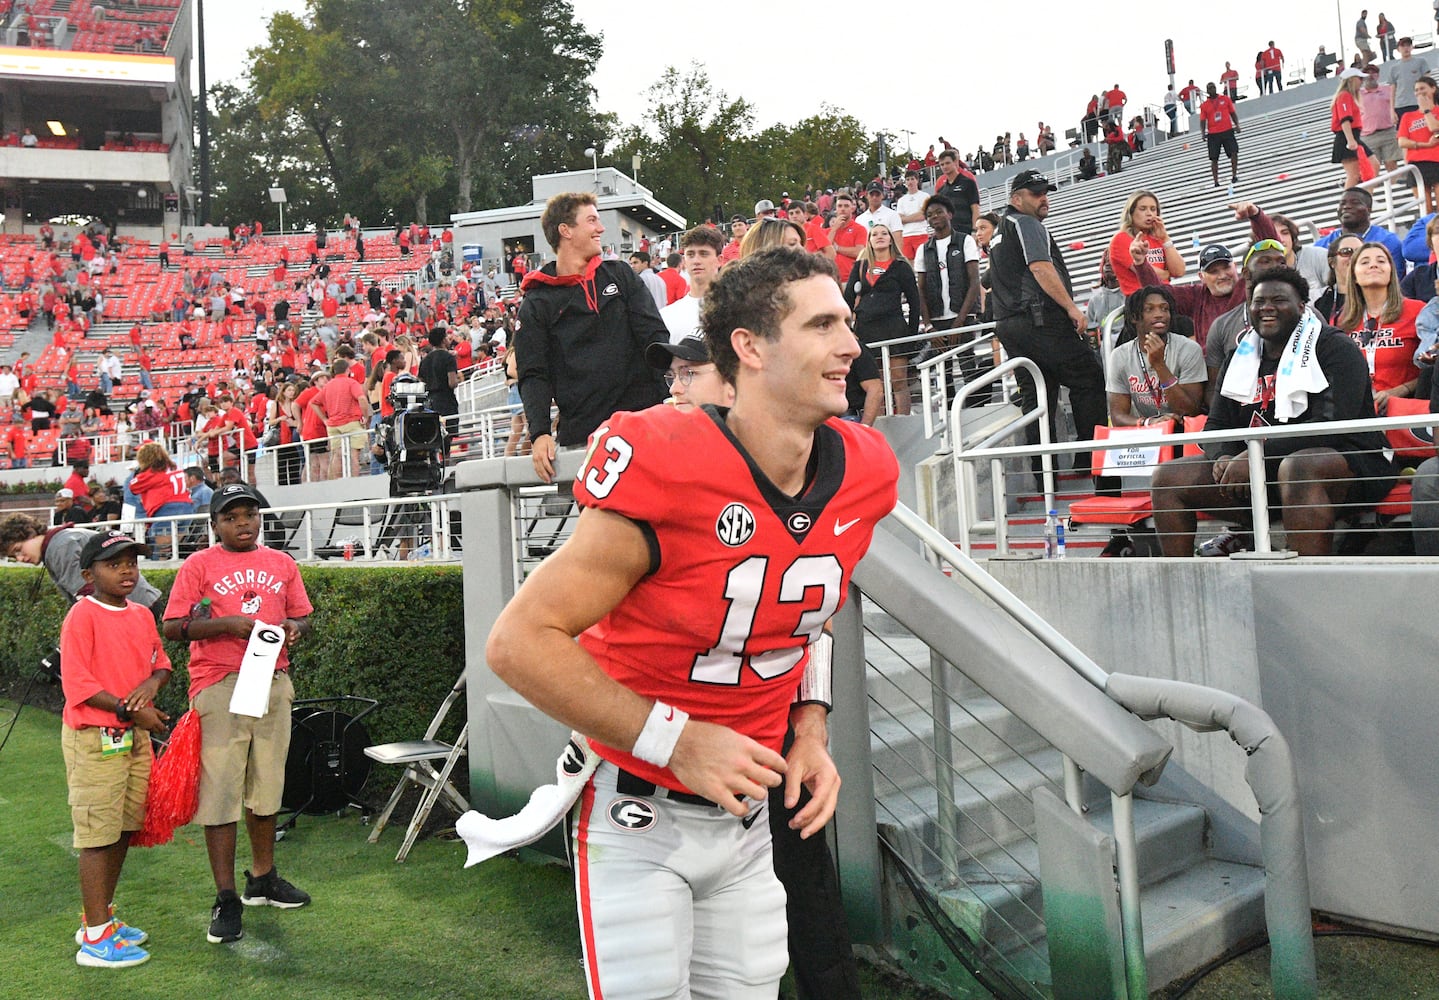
[829,587,883,944]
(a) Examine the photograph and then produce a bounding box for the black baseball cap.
[1010,169,1057,194]
[211,483,265,517]
[79,530,149,569]
[866,182,884,193]
[1198,244,1234,270]
[646,336,710,370]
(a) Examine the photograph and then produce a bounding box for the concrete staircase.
[863,604,1267,996]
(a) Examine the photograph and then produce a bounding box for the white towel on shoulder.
[455,733,600,868]
[1220,312,1327,421]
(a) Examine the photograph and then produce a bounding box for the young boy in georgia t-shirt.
[162,484,313,945]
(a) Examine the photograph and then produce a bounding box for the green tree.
[204,82,339,233]
[239,0,609,225]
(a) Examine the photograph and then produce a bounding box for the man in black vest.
[989,169,1108,487]
[915,196,989,405]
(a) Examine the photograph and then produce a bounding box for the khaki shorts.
[194,670,294,826]
[62,724,153,849]
[1364,127,1402,165]
[326,420,368,451]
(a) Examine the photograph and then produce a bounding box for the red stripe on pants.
[574,780,604,1000]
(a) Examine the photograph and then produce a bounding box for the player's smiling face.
[759,275,858,421]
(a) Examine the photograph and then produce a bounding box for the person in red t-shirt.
[659,256,688,303]
[719,216,747,266]
[1339,242,1423,410]
[161,484,313,945]
[60,530,170,966]
[1398,76,1439,212]
[4,424,27,469]
[828,193,867,283]
[295,372,330,481]
[1198,82,1241,186]
[311,359,370,478]
[1219,64,1240,101]
[1104,84,1127,123]
[1332,69,1369,188]
[1261,42,1285,94]
[128,441,194,550]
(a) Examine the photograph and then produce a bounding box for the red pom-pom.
[133,709,202,848]
[1277,173,1289,181]
[1069,241,1086,251]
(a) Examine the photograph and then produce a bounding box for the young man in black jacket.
[515,192,669,483]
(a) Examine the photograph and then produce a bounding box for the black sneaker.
[207,890,243,943]
[241,868,311,909]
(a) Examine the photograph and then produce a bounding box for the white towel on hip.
[1220,312,1327,421]
[455,734,600,868]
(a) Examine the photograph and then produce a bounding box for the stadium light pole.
[584,146,598,192]
[1336,1,1346,65]
[197,0,210,225]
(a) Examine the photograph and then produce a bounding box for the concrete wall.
[983,556,1439,934]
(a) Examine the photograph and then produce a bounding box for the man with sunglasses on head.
[1129,201,1280,348]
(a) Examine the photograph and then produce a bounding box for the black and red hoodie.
[515,256,669,447]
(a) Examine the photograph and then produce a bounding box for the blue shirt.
[1315,223,1407,277]
[190,481,214,508]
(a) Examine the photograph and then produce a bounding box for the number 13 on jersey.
[691,555,842,685]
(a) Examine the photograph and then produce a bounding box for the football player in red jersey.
[487,249,898,999]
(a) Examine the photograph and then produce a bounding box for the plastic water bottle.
[1191,232,1201,249]
[1055,517,1067,560]
[190,597,212,620]
[1044,510,1059,559]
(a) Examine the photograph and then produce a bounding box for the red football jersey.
[573,405,898,793]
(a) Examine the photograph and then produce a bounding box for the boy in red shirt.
[161,485,313,945]
[61,531,171,967]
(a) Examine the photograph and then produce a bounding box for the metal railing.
[1359,163,1423,234]
[950,400,1439,555]
[113,492,460,563]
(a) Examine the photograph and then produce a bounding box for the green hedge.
[0,564,466,749]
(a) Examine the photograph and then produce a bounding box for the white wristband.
[631,701,688,769]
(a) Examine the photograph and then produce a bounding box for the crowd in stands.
[0,218,520,537]
[5,0,177,53]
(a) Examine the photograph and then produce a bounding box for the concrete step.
[933,798,1208,958]
[870,695,1051,795]
[1141,858,1267,993]
[877,747,1083,863]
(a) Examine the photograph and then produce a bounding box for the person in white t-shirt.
[660,226,724,343]
[629,250,668,311]
[913,195,989,403]
[856,184,903,242]
[895,170,931,262]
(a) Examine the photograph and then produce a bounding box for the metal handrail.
[950,358,1056,553]
[953,411,1439,554]
[113,492,461,562]
[1358,163,1423,233]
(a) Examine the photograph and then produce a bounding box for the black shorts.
[1415,161,1439,187]
[308,440,329,455]
[1207,131,1238,162]
[1332,132,1371,163]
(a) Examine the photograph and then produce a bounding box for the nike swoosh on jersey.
[741,805,765,830]
[833,517,861,535]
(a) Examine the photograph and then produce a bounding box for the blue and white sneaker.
[75,908,148,946]
[75,925,150,968]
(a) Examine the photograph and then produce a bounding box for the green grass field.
[0,699,939,999]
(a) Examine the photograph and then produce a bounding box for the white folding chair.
[364,672,469,862]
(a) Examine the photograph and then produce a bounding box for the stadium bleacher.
[0,226,444,469]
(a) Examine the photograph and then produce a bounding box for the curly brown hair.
[0,513,44,556]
